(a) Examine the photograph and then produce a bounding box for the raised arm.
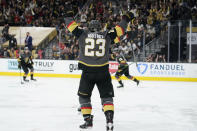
[108,12,135,41]
[65,17,84,38]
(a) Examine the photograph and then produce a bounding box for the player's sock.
[79,114,93,129]
[78,106,81,112]
[117,80,124,88]
[30,72,36,81]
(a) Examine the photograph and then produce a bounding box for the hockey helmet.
[88,20,102,32]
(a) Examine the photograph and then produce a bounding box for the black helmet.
[88,20,102,32]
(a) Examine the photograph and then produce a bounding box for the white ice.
[0,76,197,131]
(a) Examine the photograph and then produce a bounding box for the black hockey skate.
[77,107,82,115]
[80,115,93,129]
[31,78,37,81]
[106,122,113,131]
[23,76,29,82]
[24,79,29,82]
[78,107,81,112]
[30,74,37,81]
[136,80,139,86]
[134,78,140,86]
[117,83,124,88]
[105,111,114,131]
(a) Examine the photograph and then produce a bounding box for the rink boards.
[0,59,197,82]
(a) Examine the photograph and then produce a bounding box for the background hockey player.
[18,47,36,82]
[65,10,135,131]
[113,51,139,88]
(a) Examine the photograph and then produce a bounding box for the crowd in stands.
[0,0,197,62]
[0,46,45,59]
[0,0,86,26]
[0,0,86,58]
[146,53,166,62]
[57,0,197,61]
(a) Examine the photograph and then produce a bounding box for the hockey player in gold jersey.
[18,47,36,82]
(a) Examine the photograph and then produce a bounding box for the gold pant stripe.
[79,61,109,67]
[81,109,92,115]
[103,105,114,112]
[78,91,88,96]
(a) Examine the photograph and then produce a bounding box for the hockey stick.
[19,27,24,85]
[19,68,24,84]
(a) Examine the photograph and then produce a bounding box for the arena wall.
[0,59,197,82]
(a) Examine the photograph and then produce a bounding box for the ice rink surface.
[0,76,197,131]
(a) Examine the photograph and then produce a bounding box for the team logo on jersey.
[137,63,148,75]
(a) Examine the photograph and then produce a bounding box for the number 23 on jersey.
[85,38,106,57]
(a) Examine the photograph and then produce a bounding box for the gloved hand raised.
[123,11,135,22]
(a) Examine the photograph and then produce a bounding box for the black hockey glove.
[106,22,112,30]
[31,62,34,66]
[123,11,135,23]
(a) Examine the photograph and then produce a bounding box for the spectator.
[52,45,59,60]
[61,46,71,60]
[80,10,88,23]
[15,47,19,58]
[8,47,16,58]
[70,47,79,60]
[31,48,38,59]
[38,48,44,59]
[119,42,129,56]
[2,47,10,58]
[8,34,17,49]
[25,32,33,51]
[2,24,9,41]
[155,53,166,62]
[146,54,156,62]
